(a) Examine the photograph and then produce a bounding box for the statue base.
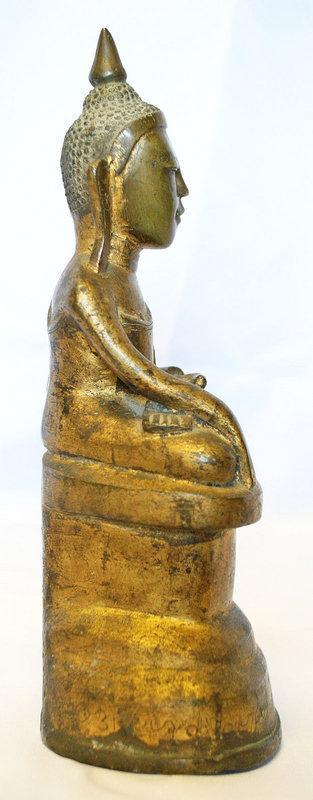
[41,453,281,773]
[42,698,280,775]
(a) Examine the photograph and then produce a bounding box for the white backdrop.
[1,1,313,799]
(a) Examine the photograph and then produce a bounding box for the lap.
[46,392,237,486]
[112,423,237,485]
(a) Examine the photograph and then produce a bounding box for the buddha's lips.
[176,201,185,222]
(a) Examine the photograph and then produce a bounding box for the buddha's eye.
[165,165,178,175]
[152,159,178,173]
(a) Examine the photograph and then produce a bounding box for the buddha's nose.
[176,169,189,198]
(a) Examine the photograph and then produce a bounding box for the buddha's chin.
[145,220,179,249]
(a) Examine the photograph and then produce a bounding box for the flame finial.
[89,28,127,87]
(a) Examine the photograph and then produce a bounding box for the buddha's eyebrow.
[156,154,179,169]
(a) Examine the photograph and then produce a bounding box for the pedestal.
[41,452,281,773]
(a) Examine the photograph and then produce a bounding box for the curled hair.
[61,82,159,216]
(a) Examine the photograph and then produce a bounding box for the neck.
[106,231,139,273]
[73,213,140,273]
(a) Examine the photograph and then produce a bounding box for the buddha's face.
[121,129,189,248]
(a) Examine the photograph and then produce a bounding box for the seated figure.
[42,29,255,490]
[41,29,280,775]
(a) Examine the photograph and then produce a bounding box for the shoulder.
[51,258,114,319]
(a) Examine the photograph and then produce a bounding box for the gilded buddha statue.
[41,29,281,773]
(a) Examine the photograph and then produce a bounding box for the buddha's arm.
[67,279,253,485]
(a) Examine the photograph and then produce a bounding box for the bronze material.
[41,28,281,773]
[89,28,127,86]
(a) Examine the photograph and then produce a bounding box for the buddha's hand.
[183,373,207,388]
[162,366,207,388]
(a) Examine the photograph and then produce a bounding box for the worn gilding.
[41,28,281,773]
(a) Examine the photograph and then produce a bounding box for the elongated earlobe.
[87,159,111,271]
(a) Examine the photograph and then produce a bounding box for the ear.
[87,158,111,271]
